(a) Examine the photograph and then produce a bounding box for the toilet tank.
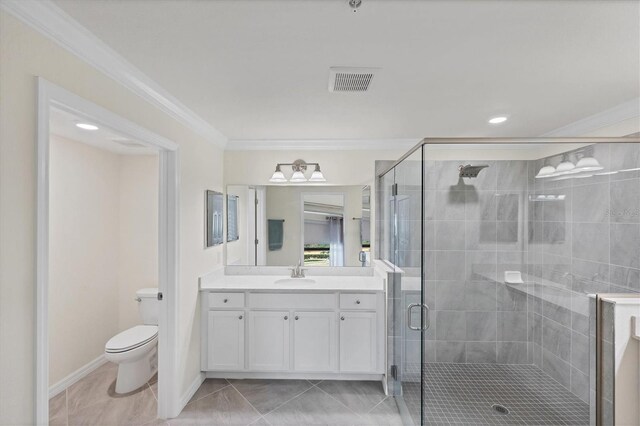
[137,288,159,325]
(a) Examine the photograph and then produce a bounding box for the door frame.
[36,78,181,423]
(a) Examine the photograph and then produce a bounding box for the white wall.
[0,11,224,423]
[48,135,158,385]
[118,155,159,331]
[48,136,122,385]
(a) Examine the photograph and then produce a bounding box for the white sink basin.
[274,278,316,285]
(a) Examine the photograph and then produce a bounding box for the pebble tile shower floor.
[403,363,589,425]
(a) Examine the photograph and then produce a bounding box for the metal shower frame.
[377,135,640,426]
[378,136,640,178]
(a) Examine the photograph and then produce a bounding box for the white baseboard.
[179,372,205,412]
[49,354,108,399]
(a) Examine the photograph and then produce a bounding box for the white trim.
[205,371,384,381]
[543,98,640,137]
[180,372,205,410]
[226,139,420,151]
[49,355,108,399]
[1,0,227,148]
[36,78,181,424]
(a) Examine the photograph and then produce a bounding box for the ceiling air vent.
[329,67,379,93]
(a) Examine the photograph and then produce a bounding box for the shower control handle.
[407,303,430,331]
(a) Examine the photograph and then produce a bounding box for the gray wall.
[527,142,640,403]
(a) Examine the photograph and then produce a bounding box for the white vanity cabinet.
[293,311,337,372]
[206,310,245,370]
[248,310,290,371]
[200,289,384,379]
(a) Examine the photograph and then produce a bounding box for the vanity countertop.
[200,273,384,292]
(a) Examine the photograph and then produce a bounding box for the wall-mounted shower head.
[459,164,489,178]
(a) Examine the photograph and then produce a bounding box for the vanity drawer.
[208,292,245,308]
[250,293,335,310]
[339,293,377,310]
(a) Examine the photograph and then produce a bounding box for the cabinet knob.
[223,298,228,303]
[356,300,361,304]
[284,316,288,320]
[295,316,299,320]
[238,315,243,320]
[341,316,345,321]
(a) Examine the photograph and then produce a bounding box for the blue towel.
[268,219,284,251]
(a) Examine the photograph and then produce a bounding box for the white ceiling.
[50,108,157,155]
[53,0,640,144]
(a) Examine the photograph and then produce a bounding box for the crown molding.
[543,97,640,137]
[226,138,420,151]
[1,0,227,148]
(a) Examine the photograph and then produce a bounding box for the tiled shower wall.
[527,142,640,403]
[387,159,531,370]
[378,142,640,404]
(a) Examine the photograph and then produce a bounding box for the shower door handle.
[407,303,430,331]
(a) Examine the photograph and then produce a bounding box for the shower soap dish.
[504,271,524,284]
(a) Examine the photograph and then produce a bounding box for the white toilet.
[105,288,159,394]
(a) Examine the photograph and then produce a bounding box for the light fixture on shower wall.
[535,147,603,179]
[269,159,326,183]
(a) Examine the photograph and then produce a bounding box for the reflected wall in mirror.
[225,185,371,267]
[205,190,224,247]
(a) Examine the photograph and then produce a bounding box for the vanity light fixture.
[76,122,99,130]
[309,164,327,182]
[269,159,326,183]
[535,165,556,179]
[269,165,287,183]
[574,155,603,172]
[554,156,577,176]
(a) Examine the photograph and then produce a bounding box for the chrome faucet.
[289,259,307,278]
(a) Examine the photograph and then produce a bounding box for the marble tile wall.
[394,159,530,367]
[527,143,640,404]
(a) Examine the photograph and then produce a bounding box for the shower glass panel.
[380,140,640,426]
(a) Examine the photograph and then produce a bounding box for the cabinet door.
[249,311,290,371]
[207,310,244,370]
[339,311,377,372]
[293,311,336,372]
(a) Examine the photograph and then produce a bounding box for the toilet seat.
[105,325,158,353]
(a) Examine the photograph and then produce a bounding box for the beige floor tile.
[188,378,229,403]
[49,391,68,426]
[263,387,362,426]
[66,362,119,413]
[229,379,312,415]
[358,397,404,426]
[68,386,157,426]
[316,380,387,415]
[171,386,260,426]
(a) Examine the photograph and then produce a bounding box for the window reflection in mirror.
[303,193,345,266]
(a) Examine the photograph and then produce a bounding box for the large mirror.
[225,185,371,267]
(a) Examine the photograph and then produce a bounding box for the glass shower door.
[384,147,427,425]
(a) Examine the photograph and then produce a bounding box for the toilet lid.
[105,325,158,353]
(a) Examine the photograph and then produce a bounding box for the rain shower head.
[459,164,489,178]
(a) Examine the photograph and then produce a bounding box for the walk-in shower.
[377,136,640,425]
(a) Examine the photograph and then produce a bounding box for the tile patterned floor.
[49,362,159,425]
[50,362,403,425]
[172,378,403,426]
[402,363,589,425]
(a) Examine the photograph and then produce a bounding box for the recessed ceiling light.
[76,123,99,131]
[488,116,508,124]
